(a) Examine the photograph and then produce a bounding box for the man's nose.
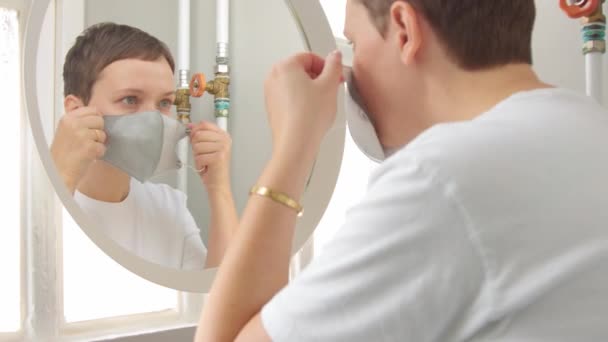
[141,101,158,112]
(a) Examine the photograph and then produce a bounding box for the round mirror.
[23,0,345,292]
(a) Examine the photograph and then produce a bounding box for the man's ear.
[64,94,85,113]
[389,1,422,66]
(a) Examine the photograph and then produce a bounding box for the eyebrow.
[114,88,176,97]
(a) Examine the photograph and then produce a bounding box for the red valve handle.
[189,73,206,98]
[560,0,601,18]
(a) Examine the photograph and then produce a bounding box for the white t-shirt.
[74,178,207,270]
[262,88,608,341]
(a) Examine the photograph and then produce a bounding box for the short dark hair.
[358,0,536,70]
[63,22,175,104]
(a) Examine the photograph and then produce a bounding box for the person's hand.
[189,121,232,193]
[264,50,344,160]
[50,107,106,193]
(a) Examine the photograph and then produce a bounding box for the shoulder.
[381,88,605,194]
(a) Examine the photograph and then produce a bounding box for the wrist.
[272,138,320,169]
[60,171,79,195]
[206,181,233,198]
[259,152,316,201]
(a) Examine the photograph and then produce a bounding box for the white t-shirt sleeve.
[176,192,207,270]
[261,152,490,342]
[181,231,207,270]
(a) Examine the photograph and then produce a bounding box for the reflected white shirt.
[262,88,608,341]
[74,178,206,270]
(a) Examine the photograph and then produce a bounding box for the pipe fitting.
[188,72,231,119]
[583,39,606,53]
[217,42,229,59]
[576,0,607,54]
[206,75,231,119]
[174,88,192,124]
[178,69,190,88]
[175,69,192,124]
[205,76,230,99]
[581,10,606,24]
[215,64,230,74]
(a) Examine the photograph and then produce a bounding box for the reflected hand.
[50,107,107,194]
[189,121,232,192]
[264,51,344,160]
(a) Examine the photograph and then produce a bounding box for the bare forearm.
[196,147,316,342]
[204,187,239,268]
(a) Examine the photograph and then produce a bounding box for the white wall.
[188,0,306,242]
[532,1,607,99]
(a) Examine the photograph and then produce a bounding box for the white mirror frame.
[23,0,345,292]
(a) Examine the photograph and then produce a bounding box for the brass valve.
[189,73,230,99]
[174,88,192,124]
[189,72,231,119]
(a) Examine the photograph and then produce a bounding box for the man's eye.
[159,99,173,108]
[121,96,137,105]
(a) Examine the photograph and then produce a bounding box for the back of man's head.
[358,0,536,70]
[63,22,175,104]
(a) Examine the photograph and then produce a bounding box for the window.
[314,0,378,254]
[63,210,179,323]
[321,0,346,39]
[0,6,22,334]
[0,0,197,339]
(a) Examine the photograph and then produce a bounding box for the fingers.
[82,140,107,160]
[88,128,107,144]
[192,141,224,154]
[317,50,344,86]
[60,109,104,135]
[191,130,227,144]
[67,106,102,118]
[285,52,327,78]
[79,115,105,130]
[194,152,221,171]
[189,121,222,135]
[280,51,343,83]
[189,124,230,172]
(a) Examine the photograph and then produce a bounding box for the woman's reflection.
[50,22,238,270]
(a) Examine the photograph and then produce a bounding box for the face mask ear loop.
[177,159,208,174]
[177,128,209,175]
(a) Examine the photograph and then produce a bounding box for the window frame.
[0,1,29,341]
[15,0,203,340]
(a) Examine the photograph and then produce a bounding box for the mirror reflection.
[51,22,233,270]
[48,0,308,270]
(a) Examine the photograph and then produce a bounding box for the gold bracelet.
[250,185,304,217]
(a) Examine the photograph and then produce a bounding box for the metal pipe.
[178,0,191,75]
[581,5,606,103]
[176,0,192,124]
[561,0,606,103]
[215,0,230,131]
[176,0,190,206]
[586,52,603,101]
[177,0,207,321]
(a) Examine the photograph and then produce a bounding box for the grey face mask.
[102,111,187,182]
[344,67,398,162]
